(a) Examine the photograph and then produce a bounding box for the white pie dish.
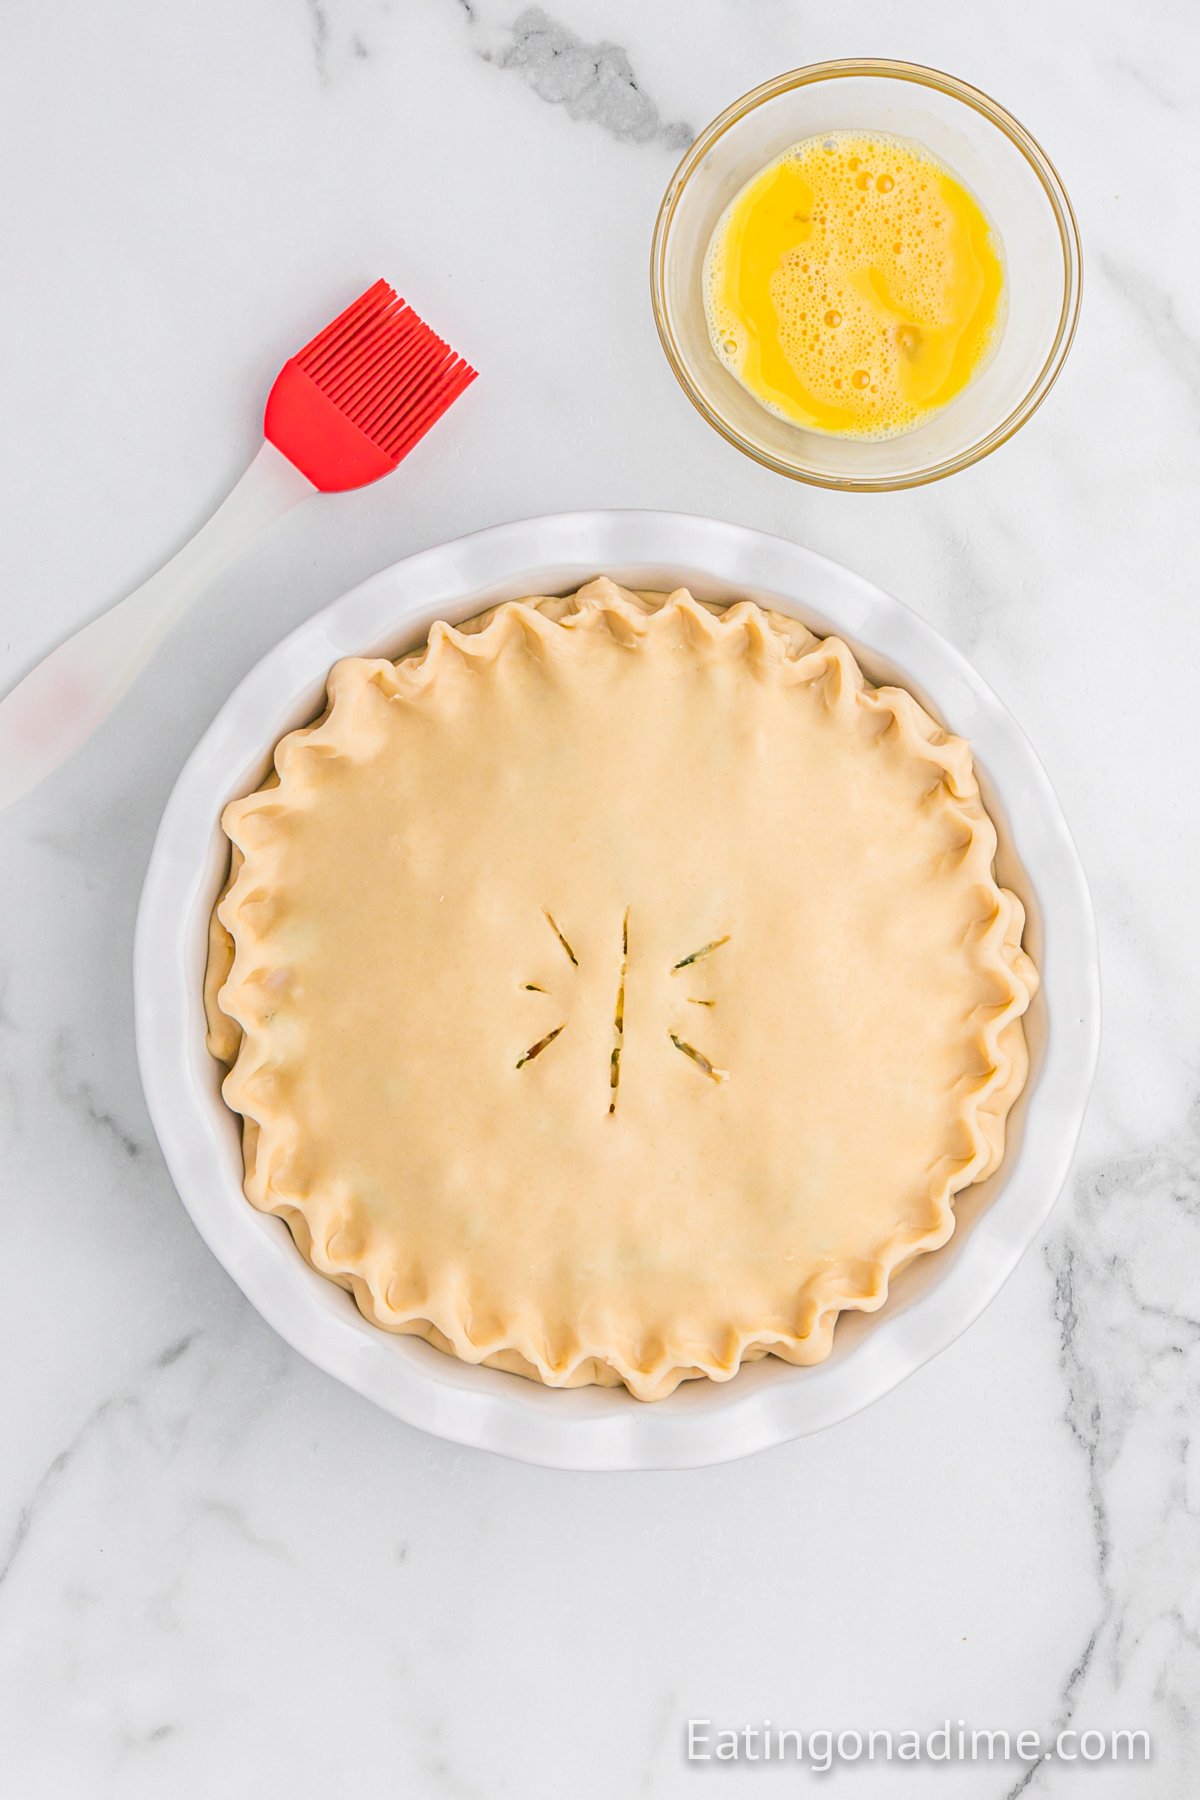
[134,511,1099,1469]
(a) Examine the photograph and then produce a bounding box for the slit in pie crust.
[204,580,1038,1400]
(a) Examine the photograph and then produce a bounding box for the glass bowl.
[651,59,1082,491]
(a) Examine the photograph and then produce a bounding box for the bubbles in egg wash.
[704,129,1006,439]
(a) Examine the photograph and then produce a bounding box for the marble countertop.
[2,1,1198,1794]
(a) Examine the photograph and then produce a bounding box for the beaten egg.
[705,131,1005,438]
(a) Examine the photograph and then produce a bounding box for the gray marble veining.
[482,7,693,147]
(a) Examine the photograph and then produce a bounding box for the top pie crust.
[205,579,1037,1400]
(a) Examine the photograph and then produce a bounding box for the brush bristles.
[295,279,476,461]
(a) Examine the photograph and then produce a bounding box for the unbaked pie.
[205,579,1037,1399]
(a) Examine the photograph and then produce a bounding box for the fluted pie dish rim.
[134,511,1099,1468]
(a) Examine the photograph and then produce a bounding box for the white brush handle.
[0,442,314,815]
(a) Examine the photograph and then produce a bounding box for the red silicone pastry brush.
[0,280,476,813]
